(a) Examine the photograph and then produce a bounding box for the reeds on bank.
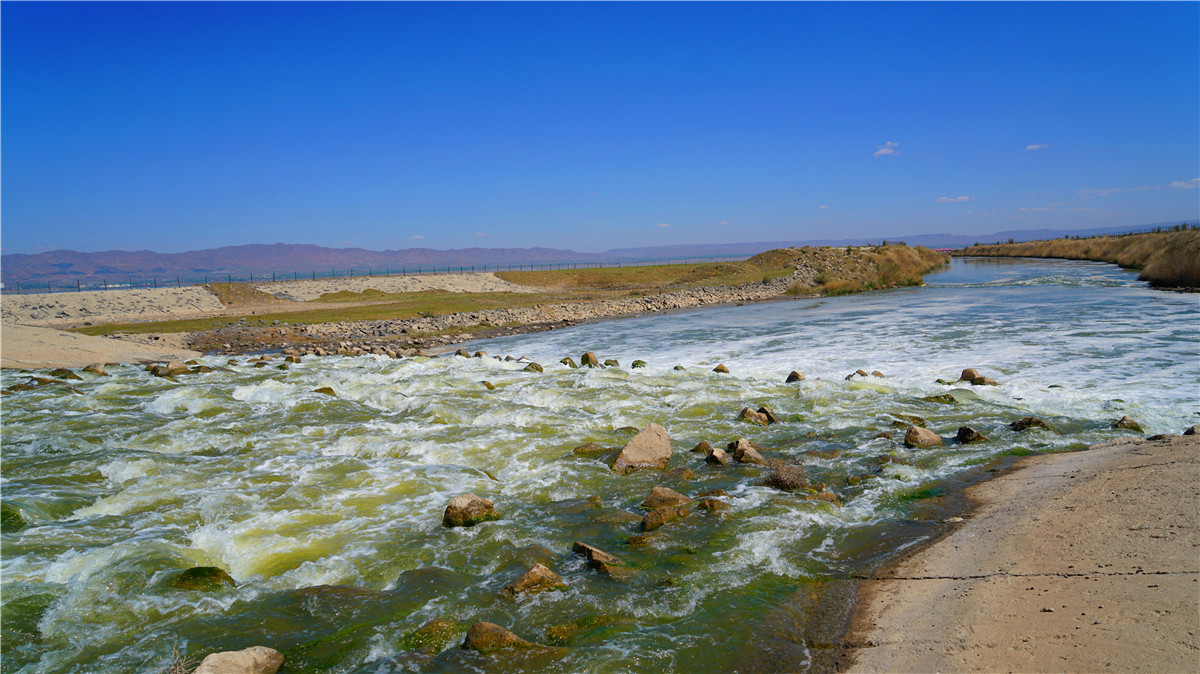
[958,227,1200,290]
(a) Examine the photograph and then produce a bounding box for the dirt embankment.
[957,228,1200,290]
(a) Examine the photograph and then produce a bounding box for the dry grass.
[959,228,1200,289]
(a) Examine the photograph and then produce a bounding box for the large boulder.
[959,368,981,381]
[172,566,236,591]
[904,426,943,448]
[461,622,538,652]
[705,446,731,465]
[610,423,672,475]
[640,486,691,509]
[192,646,283,674]
[580,352,601,368]
[502,563,566,596]
[442,494,499,528]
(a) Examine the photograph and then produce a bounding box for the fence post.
[176,277,180,287]
[228,274,231,283]
[153,277,157,288]
[272,273,276,282]
[77,280,81,292]
[49,282,53,293]
[103,280,107,291]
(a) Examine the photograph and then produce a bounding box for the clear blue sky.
[3,1,1197,254]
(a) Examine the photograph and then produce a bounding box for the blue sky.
[3,1,1197,254]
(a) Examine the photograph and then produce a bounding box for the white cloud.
[1080,185,1158,197]
[718,220,731,225]
[936,196,975,203]
[472,232,488,237]
[1170,178,1199,189]
[408,235,424,240]
[1024,143,1050,151]
[819,204,830,209]
[586,222,598,227]
[656,223,671,228]
[874,141,899,157]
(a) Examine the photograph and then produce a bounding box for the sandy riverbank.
[0,323,202,369]
[841,433,1199,672]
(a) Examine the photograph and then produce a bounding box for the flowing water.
[2,257,1197,673]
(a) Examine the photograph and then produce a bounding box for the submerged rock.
[48,368,83,381]
[956,426,988,444]
[904,426,943,448]
[400,618,460,654]
[1,502,26,532]
[641,505,690,531]
[970,376,999,386]
[172,566,236,591]
[690,440,714,454]
[1114,416,1143,432]
[442,494,499,528]
[631,360,648,369]
[712,364,730,374]
[193,646,283,674]
[604,359,620,367]
[312,387,337,396]
[482,381,496,390]
[786,371,806,382]
[523,362,544,373]
[1011,416,1054,432]
[572,442,608,456]
[502,563,566,596]
[738,407,770,426]
[610,423,672,475]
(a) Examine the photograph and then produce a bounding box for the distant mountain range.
[1,221,1189,289]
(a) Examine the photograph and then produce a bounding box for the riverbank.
[839,433,1200,672]
[1,245,948,368]
[956,227,1200,289]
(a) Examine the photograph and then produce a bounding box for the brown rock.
[970,376,999,386]
[690,440,714,454]
[956,426,988,444]
[581,352,601,368]
[904,426,943,448]
[870,370,885,378]
[728,438,767,464]
[572,541,625,567]
[758,406,781,424]
[738,407,769,425]
[474,351,487,358]
[959,368,981,381]
[712,364,730,373]
[664,466,696,480]
[610,423,672,475]
[641,505,689,531]
[502,563,566,596]
[482,381,496,390]
[442,494,499,528]
[786,371,806,383]
[461,622,537,652]
[1011,416,1054,432]
[804,491,844,506]
[455,348,471,357]
[697,497,730,513]
[856,369,869,377]
[82,363,109,376]
[312,387,337,396]
[572,442,608,456]
[705,447,731,465]
[1114,416,1143,432]
[560,357,578,368]
[193,646,283,674]
[640,486,692,509]
[523,362,543,373]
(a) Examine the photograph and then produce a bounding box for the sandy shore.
[253,273,537,301]
[0,323,202,369]
[842,433,1199,672]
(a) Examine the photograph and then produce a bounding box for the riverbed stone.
[640,486,692,509]
[786,371,806,382]
[455,348,470,357]
[641,505,690,531]
[482,381,496,390]
[956,426,988,444]
[1011,416,1054,432]
[970,376,999,386]
[610,423,672,475]
[572,541,626,570]
[631,360,648,368]
[904,426,943,448]
[728,438,766,465]
[173,566,236,591]
[49,368,83,381]
[761,464,809,492]
[959,368,981,381]
[572,442,608,456]
[1114,415,1143,432]
[581,352,601,368]
[313,387,336,396]
[82,363,109,376]
[712,364,730,373]
[502,563,566,596]
[690,440,713,454]
[697,497,730,513]
[560,357,578,368]
[758,406,781,424]
[400,618,460,654]
[604,359,620,367]
[523,362,543,373]
[705,446,731,465]
[193,646,283,674]
[738,407,769,425]
[461,622,537,652]
[442,494,499,528]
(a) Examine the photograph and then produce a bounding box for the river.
[2,257,1196,673]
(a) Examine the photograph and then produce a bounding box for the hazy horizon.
[3,2,1197,255]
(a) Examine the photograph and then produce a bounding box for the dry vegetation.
[958,227,1200,290]
[782,245,950,296]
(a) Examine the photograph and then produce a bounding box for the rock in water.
[193,646,283,674]
[455,348,470,357]
[610,423,672,475]
[442,494,499,527]
[705,446,731,465]
[604,359,620,367]
[641,505,689,531]
[1114,415,1143,432]
[738,407,769,425]
[82,363,109,376]
[712,364,730,373]
[786,371,806,382]
[631,360,648,369]
[970,376,999,386]
[758,406,781,424]
[560,357,578,368]
[580,352,601,368]
[172,566,236,591]
[690,440,714,454]
[523,362,543,373]
[959,368,981,381]
[502,563,566,596]
[904,426,943,448]
[461,622,537,652]
[1184,425,1199,436]
[1010,416,1054,432]
[956,426,988,444]
[640,486,692,509]
[727,438,766,464]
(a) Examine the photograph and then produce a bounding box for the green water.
[2,258,1197,672]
